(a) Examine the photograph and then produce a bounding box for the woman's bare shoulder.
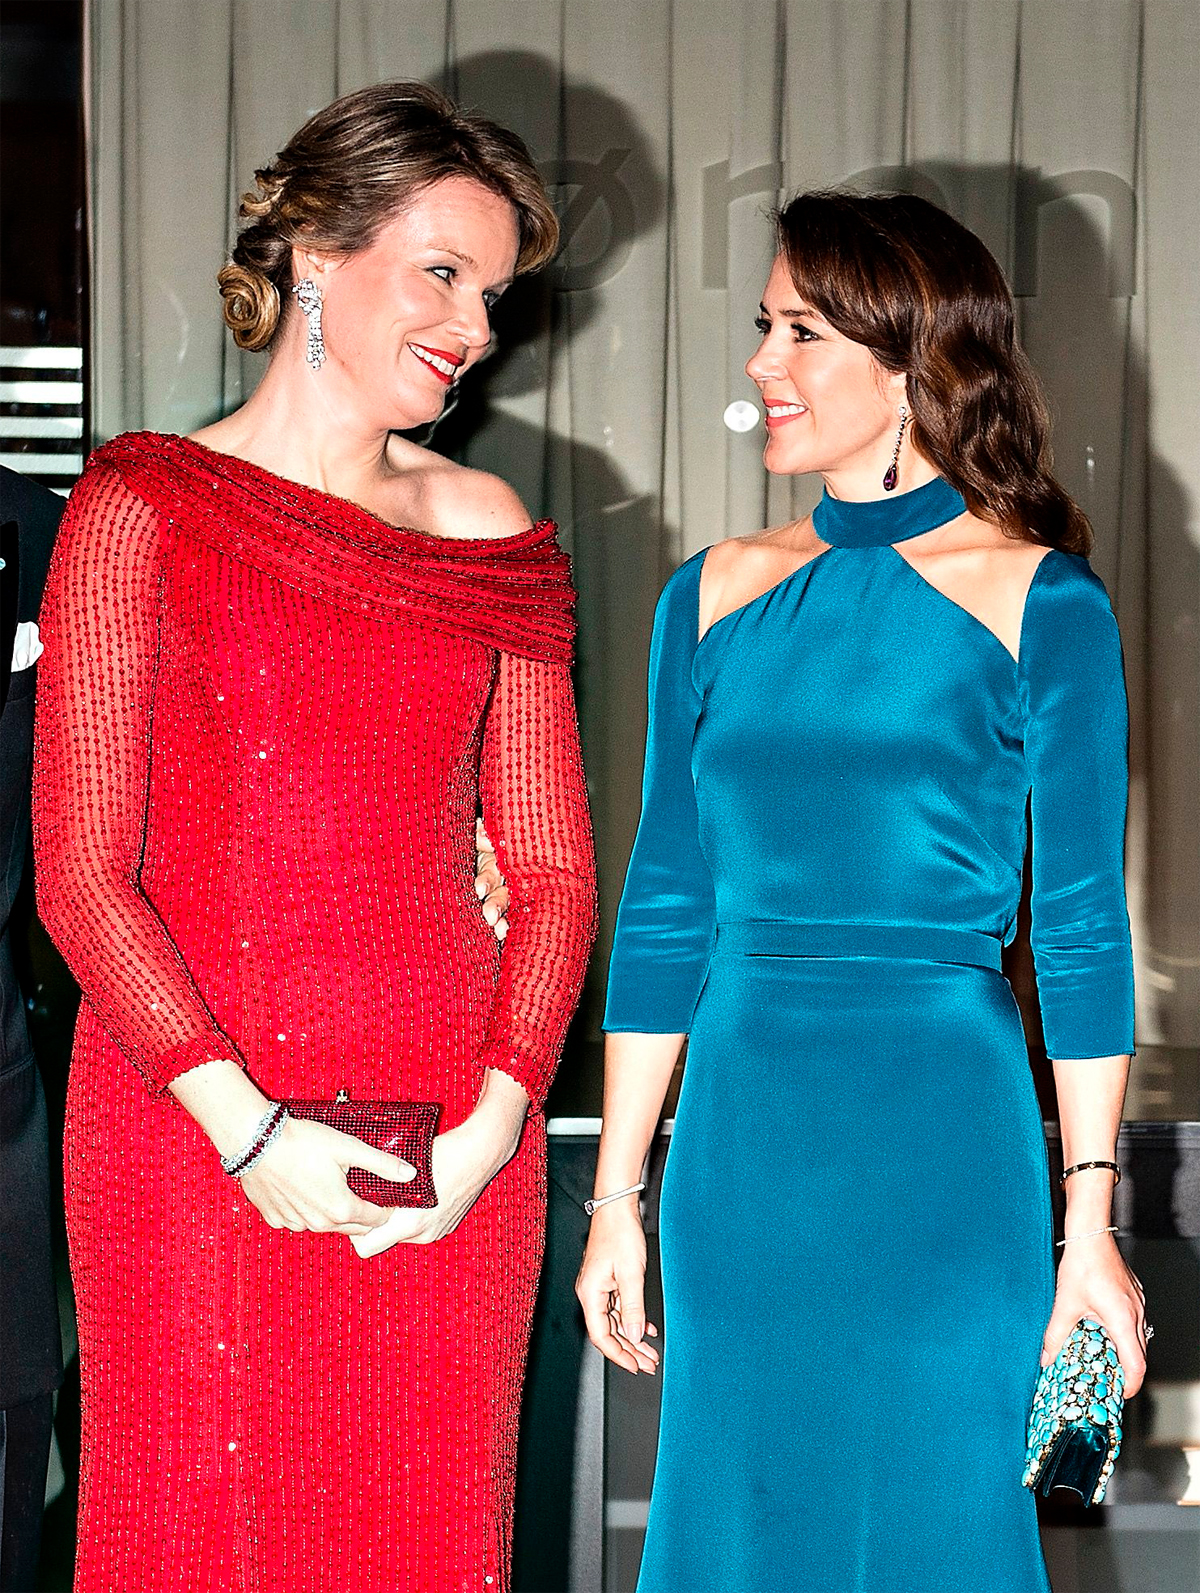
[186,418,234,451]
[914,512,1051,583]
[699,518,823,636]
[903,512,1054,660]
[384,444,532,541]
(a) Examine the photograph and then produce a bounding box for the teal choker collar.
[813,475,967,548]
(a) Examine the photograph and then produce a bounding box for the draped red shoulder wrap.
[89,431,577,664]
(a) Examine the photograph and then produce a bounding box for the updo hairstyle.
[218,81,559,353]
[775,190,1091,553]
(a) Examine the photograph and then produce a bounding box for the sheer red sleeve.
[476,653,598,1111]
[32,463,245,1092]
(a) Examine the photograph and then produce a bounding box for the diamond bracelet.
[220,1103,290,1178]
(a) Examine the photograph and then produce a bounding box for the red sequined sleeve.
[32,463,245,1092]
[476,653,598,1111]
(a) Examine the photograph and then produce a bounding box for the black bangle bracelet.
[1060,1160,1121,1187]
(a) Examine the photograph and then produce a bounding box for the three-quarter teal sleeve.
[603,553,716,1032]
[1020,552,1135,1059]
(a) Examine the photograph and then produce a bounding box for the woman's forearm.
[467,1067,531,1172]
[591,1032,685,1199]
[170,1059,273,1158]
[1052,1055,1131,1234]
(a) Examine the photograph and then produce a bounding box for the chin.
[762,434,816,477]
[391,392,446,433]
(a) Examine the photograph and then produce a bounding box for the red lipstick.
[408,343,464,387]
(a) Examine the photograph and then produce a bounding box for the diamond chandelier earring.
[292,278,326,370]
[883,403,908,492]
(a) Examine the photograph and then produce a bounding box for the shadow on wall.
[423,52,672,1109]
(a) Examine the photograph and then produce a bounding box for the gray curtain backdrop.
[88,0,1199,1087]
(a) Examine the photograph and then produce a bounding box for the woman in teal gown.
[577,193,1149,1591]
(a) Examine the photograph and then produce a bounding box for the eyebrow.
[431,244,513,293]
[433,245,479,269]
[759,302,821,320]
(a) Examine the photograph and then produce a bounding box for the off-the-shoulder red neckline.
[156,431,554,551]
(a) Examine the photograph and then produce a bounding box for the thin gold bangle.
[1056,1225,1120,1247]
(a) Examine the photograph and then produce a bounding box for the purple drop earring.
[883,404,908,492]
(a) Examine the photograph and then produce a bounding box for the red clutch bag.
[284,1091,441,1207]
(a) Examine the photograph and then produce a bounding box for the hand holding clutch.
[284,1094,441,1207]
[348,1098,525,1257]
[1024,1317,1124,1505]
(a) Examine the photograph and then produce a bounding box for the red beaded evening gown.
[32,432,597,1593]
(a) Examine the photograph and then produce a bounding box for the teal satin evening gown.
[603,480,1134,1592]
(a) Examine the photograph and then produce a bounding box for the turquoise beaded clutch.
[1024,1317,1124,1505]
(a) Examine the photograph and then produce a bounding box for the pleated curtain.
[87,0,1200,1089]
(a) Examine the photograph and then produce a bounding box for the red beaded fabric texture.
[32,433,598,1593]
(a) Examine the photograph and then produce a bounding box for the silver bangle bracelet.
[220,1103,289,1178]
[584,1182,646,1217]
[1056,1224,1119,1248]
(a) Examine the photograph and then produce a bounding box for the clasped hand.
[240,1115,416,1236]
[348,1112,518,1256]
[240,1108,519,1253]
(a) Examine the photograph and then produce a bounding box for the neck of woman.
[198,341,412,498]
[821,449,940,505]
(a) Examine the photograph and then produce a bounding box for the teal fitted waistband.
[714,921,1004,971]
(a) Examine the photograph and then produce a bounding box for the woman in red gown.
[33,83,596,1592]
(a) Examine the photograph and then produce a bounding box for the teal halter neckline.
[813,475,967,548]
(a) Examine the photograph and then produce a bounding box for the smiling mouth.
[408,343,463,384]
[764,402,808,429]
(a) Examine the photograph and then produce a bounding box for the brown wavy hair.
[774,190,1090,553]
[218,81,559,352]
